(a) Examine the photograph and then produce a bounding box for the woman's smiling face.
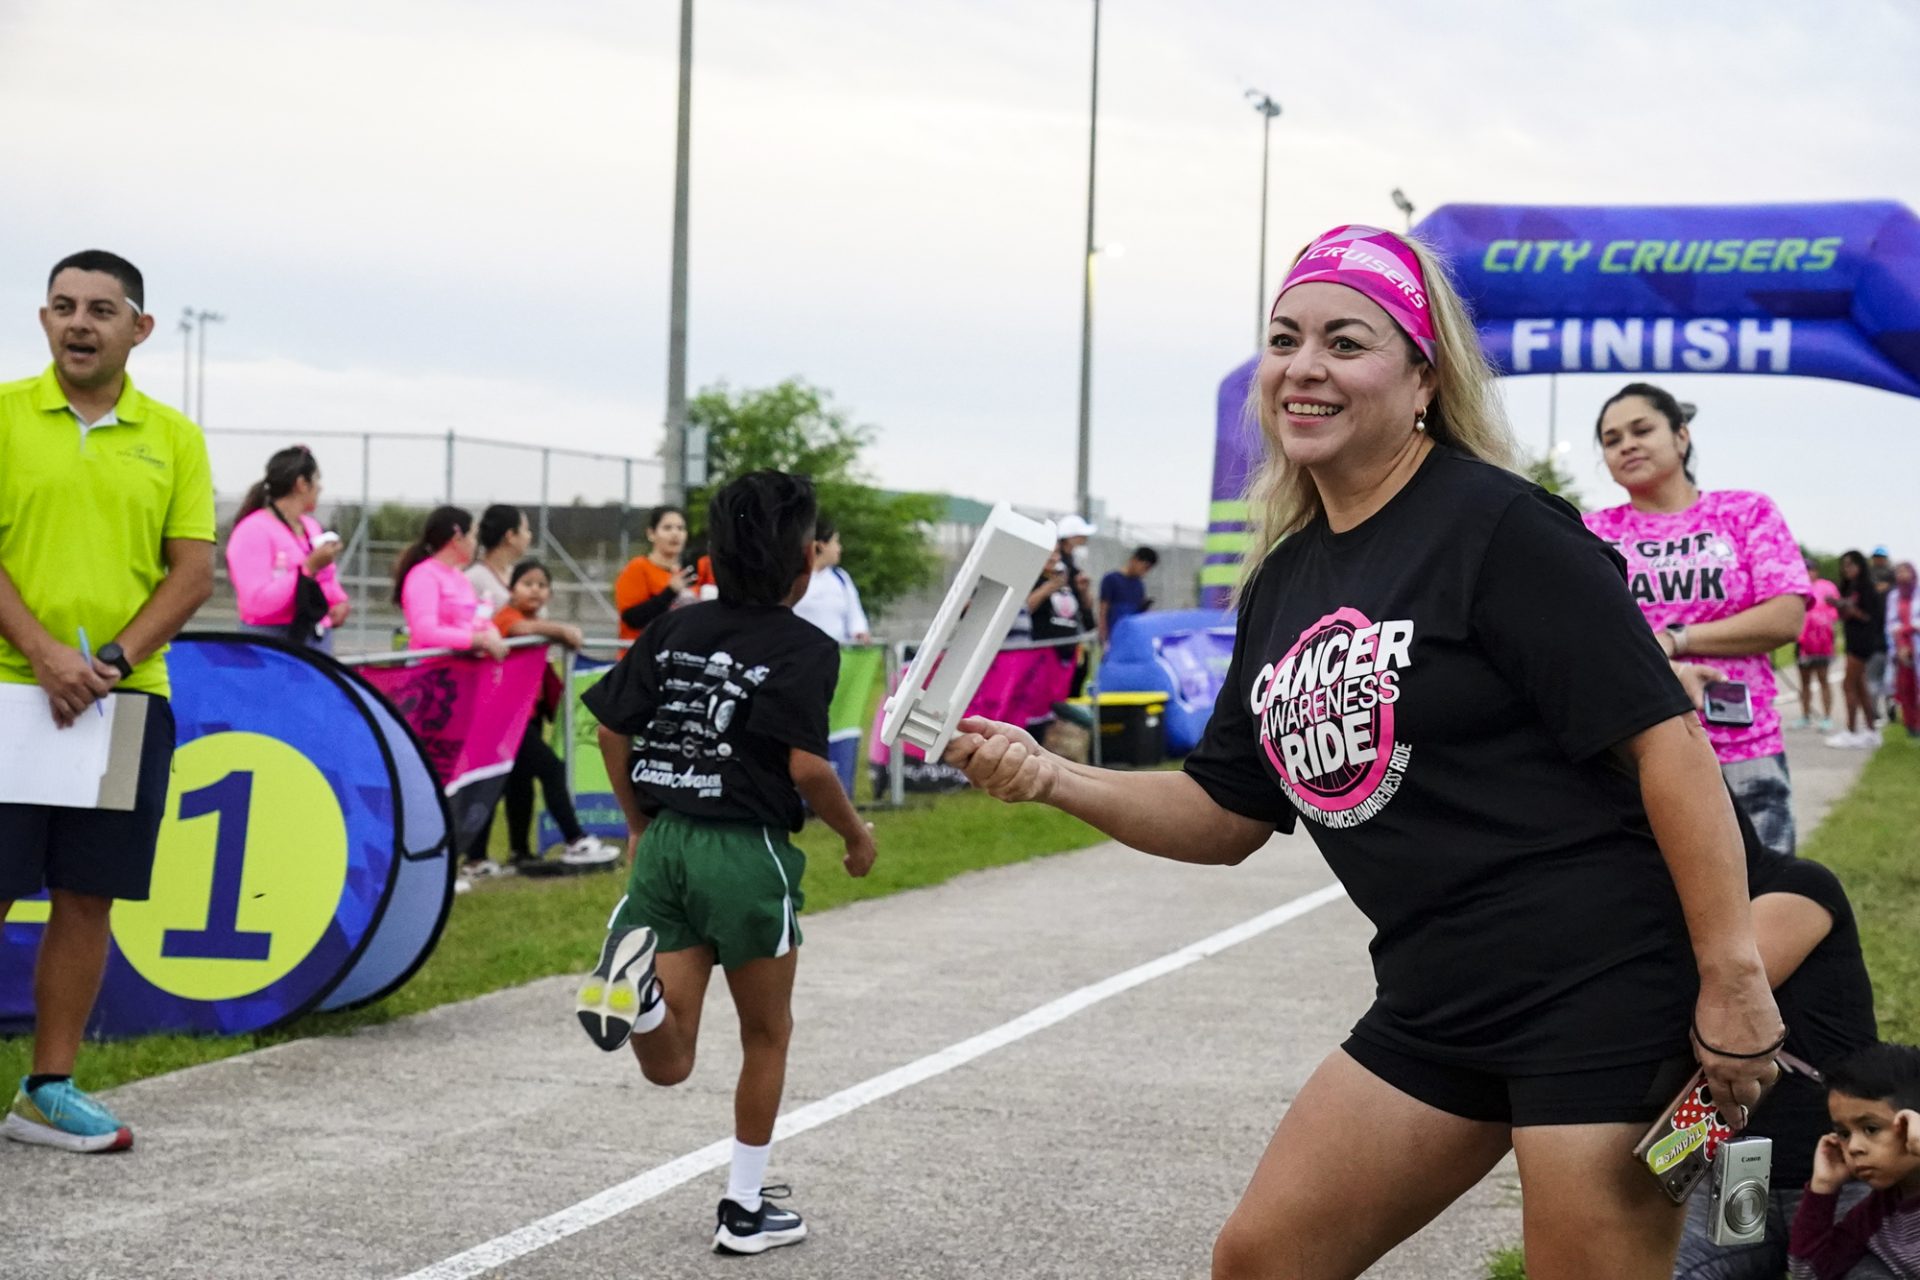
[1258,281,1432,471]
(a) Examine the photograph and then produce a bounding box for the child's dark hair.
[707,471,817,606]
[1596,381,1697,482]
[478,504,525,553]
[1827,1043,1920,1112]
[509,558,550,589]
[236,445,319,523]
[647,504,685,532]
[814,513,838,544]
[1132,545,1159,566]
[392,505,473,603]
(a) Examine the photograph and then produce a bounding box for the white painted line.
[395,880,1349,1280]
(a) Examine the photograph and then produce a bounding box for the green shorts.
[610,810,805,970]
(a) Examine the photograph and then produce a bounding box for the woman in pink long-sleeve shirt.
[392,505,508,659]
[225,445,351,651]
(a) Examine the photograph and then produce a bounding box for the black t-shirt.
[582,601,839,832]
[1031,567,1093,645]
[1186,447,1700,1072]
[1744,845,1877,1186]
[1841,579,1886,656]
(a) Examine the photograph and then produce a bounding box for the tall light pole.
[194,309,224,424]
[662,0,694,507]
[1247,90,1281,350]
[178,309,195,411]
[1074,0,1101,523]
[1390,187,1415,234]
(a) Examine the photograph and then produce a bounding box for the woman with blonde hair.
[944,225,1780,1278]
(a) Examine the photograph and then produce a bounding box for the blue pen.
[76,626,105,718]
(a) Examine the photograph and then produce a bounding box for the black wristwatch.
[97,641,133,679]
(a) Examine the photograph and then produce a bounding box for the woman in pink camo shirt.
[1585,383,1810,856]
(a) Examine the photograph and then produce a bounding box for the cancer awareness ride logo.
[1251,607,1415,829]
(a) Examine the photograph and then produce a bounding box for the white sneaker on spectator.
[1825,731,1858,748]
[560,837,621,868]
[1854,729,1883,749]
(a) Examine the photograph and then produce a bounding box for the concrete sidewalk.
[7,731,1871,1280]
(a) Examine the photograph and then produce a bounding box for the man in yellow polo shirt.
[0,250,214,1153]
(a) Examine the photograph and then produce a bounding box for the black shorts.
[1343,1032,1697,1128]
[0,693,176,903]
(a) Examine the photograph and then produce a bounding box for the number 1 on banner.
[114,732,350,1002]
[162,772,272,962]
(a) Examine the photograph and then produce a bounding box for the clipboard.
[0,685,150,811]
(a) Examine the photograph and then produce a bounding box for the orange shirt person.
[614,505,694,641]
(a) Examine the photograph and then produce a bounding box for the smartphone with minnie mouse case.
[1633,1068,1730,1204]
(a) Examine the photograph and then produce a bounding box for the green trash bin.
[1067,692,1168,767]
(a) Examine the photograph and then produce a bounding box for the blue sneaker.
[3,1078,133,1153]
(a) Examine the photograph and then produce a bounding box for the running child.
[1789,1042,1920,1279]
[572,470,877,1257]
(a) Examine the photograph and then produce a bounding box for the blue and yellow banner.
[0,636,454,1039]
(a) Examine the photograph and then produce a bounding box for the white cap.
[1057,514,1097,539]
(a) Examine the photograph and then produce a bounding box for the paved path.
[9,730,1870,1280]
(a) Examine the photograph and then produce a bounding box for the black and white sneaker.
[574,926,659,1051]
[713,1185,807,1255]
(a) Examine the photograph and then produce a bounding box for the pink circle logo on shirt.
[1252,607,1412,818]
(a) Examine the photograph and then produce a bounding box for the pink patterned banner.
[360,647,546,796]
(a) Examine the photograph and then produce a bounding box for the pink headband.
[1272,224,1436,363]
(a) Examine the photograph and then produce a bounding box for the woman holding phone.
[226,445,350,651]
[1585,386,1810,855]
[614,505,696,642]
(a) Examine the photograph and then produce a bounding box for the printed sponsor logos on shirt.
[635,647,762,800]
[1250,607,1414,827]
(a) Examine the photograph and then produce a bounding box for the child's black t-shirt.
[1185,446,1700,1072]
[583,600,839,833]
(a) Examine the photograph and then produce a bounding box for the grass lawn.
[0,787,1106,1093]
[1483,729,1920,1277]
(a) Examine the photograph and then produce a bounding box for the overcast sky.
[5,0,1917,554]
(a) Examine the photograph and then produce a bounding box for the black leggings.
[468,718,584,859]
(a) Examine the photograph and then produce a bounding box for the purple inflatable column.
[1202,357,1261,610]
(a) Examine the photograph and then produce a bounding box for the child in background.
[572,470,877,1257]
[491,561,618,870]
[1796,562,1842,733]
[1789,1042,1920,1279]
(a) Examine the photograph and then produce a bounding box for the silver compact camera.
[1708,1137,1772,1246]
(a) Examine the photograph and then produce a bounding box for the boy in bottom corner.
[572,469,877,1256]
[1789,1042,1920,1279]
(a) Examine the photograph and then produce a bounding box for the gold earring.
[1415,409,1428,432]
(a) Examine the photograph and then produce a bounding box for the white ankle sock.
[630,980,666,1036]
[727,1140,770,1212]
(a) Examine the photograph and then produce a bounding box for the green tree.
[1524,452,1584,512]
[685,380,938,619]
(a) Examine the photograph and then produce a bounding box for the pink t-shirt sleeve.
[402,561,478,649]
[1739,493,1812,606]
[225,510,300,624]
[299,517,350,607]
